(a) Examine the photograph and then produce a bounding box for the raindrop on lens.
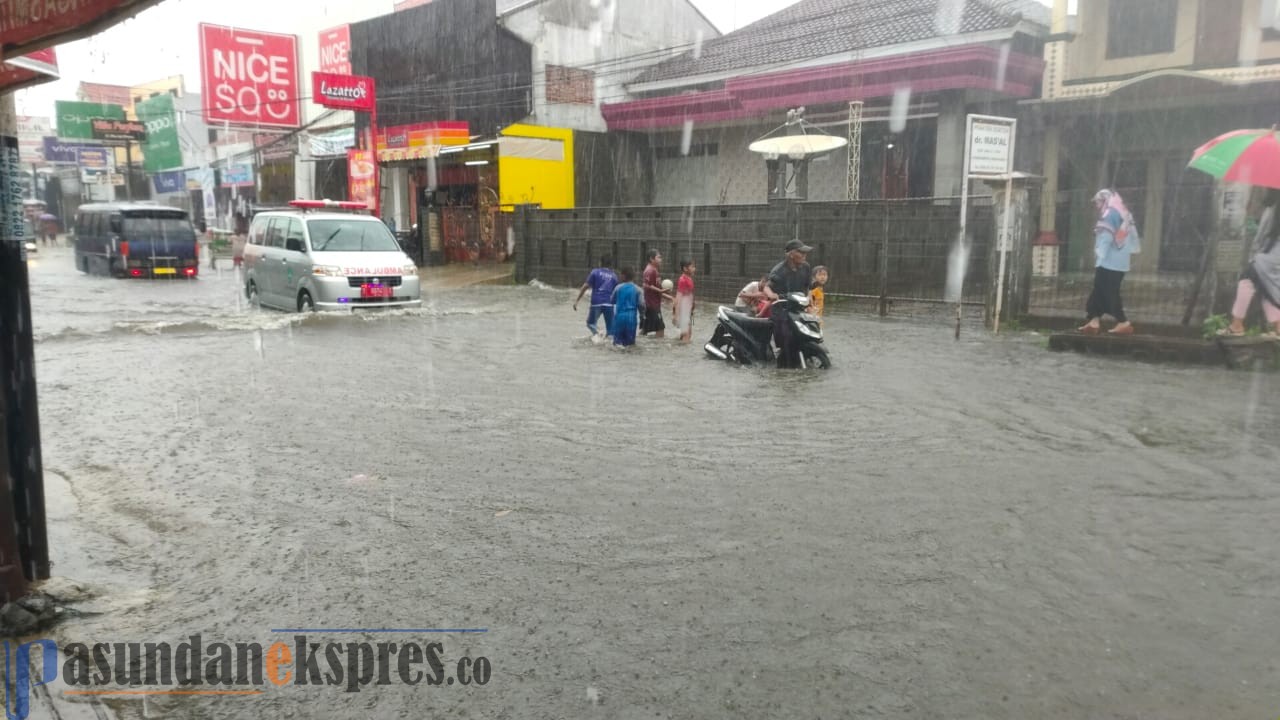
[890,87,911,134]
[681,119,694,155]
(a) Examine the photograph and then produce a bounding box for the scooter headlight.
[795,321,822,340]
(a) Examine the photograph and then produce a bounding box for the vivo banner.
[199,23,301,128]
[311,72,375,113]
[42,138,101,165]
[152,171,186,195]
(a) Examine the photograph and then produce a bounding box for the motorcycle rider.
[762,239,814,368]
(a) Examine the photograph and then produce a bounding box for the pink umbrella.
[1188,126,1280,189]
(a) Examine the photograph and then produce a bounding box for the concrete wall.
[502,0,719,133]
[514,200,995,303]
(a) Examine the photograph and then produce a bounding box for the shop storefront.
[373,122,575,266]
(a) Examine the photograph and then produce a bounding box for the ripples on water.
[26,247,1280,719]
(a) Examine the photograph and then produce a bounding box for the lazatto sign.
[312,72,375,113]
[199,23,300,129]
[318,25,351,75]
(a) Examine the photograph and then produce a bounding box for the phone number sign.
[199,23,301,129]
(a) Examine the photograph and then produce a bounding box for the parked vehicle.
[243,200,422,313]
[73,203,199,278]
[704,292,830,369]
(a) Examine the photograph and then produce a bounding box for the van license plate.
[361,284,393,299]
[153,268,176,275]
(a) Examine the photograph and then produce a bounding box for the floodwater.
[25,245,1280,719]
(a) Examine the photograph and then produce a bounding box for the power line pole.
[0,92,51,590]
[846,101,863,201]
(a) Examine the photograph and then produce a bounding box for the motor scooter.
[703,292,830,368]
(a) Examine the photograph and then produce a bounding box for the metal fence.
[514,198,994,313]
[1027,186,1225,328]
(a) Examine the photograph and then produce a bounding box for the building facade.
[601,0,1050,206]
[1029,0,1280,278]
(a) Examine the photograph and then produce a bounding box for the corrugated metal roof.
[632,0,1049,85]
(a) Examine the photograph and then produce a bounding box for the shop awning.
[310,127,355,158]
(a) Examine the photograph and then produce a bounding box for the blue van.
[73,203,200,278]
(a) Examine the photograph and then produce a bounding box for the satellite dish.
[749,134,847,159]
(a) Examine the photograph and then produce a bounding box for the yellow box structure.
[498,124,574,210]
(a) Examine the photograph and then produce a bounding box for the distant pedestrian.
[1079,189,1137,336]
[641,249,670,337]
[1220,189,1280,337]
[673,258,696,343]
[611,267,643,347]
[573,254,618,338]
[809,265,829,325]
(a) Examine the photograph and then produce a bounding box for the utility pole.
[846,101,863,201]
[124,140,135,201]
[0,92,51,588]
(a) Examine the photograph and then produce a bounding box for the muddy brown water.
[24,247,1280,718]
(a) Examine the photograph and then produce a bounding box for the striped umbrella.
[1188,126,1280,189]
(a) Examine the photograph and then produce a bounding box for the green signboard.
[135,93,183,173]
[55,100,124,140]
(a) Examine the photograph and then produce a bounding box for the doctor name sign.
[966,117,1016,177]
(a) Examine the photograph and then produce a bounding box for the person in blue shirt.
[610,267,642,347]
[573,255,619,337]
[1079,189,1136,336]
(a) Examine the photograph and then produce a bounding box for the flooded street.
[27,246,1280,719]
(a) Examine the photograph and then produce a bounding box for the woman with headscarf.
[1078,189,1136,335]
[1219,188,1280,337]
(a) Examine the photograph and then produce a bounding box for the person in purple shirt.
[573,255,619,337]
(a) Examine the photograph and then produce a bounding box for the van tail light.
[130,269,143,277]
[119,241,130,257]
[183,267,197,277]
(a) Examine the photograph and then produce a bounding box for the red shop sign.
[0,48,59,93]
[199,23,301,128]
[0,0,160,60]
[311,72,375,113]
[318,25,351,75]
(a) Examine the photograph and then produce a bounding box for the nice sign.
[199,23,301,129]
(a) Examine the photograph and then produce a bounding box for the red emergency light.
[288,199,368,211]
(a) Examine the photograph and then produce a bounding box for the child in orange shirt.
[810,266,829,325]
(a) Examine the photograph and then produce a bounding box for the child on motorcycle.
[810,266,829,325]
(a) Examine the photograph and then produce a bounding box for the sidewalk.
[419,261,514,290]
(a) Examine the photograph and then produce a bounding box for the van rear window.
[123,213,195,241]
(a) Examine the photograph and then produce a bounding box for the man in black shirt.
[763,239,813,368]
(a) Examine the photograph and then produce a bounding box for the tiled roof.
[77,81,133,107]
[633,0,1049,85]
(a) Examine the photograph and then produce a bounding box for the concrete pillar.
[933,92,967,199]
[1038,124,1061,241]
[295,134,314,201]
[0,93,50,590]
[1137,158,1164,273]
